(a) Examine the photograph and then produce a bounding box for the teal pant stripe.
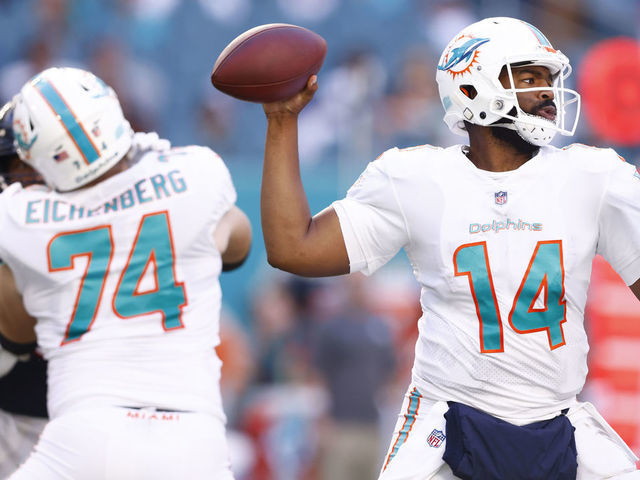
[385,388,422,468]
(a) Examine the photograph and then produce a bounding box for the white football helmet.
[436,17,580,146]
[12,67,133,191]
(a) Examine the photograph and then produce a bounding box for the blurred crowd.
[218,270,420,479]
[1,0,639,161]
[1,0,639,478]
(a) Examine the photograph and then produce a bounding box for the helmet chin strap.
[492,112,557,147]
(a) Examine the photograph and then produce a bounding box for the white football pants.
[8,406,234,480]
[379,385,639,480]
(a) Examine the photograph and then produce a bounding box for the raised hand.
[262,75,318,117]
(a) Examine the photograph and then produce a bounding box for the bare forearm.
[221,227,251,269]
[218,207,252,271]
[0,265,36,343]
[260,76,350,277]
[261,112,313,269]
[631,278,640,302]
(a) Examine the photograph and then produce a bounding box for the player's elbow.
[265,248,308,276]
[266,247,346,277]
[266,249,294,272]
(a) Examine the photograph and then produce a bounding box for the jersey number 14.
[454,240,566,353]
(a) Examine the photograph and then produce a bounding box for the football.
[211,23,327,103]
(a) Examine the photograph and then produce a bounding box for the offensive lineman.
[258,17,640,479]
[0,67,251,479]
[0,102,47,479]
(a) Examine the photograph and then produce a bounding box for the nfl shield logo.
[495,191,507,205]
[427,429,445,448]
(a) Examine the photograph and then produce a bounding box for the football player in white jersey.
[0,102,48,480]
[0,67,251,479]
[258,17,640,480]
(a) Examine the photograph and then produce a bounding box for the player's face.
[499,65,556,122]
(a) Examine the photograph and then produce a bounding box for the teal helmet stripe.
[33,78,100,164]
[522,21,552,47]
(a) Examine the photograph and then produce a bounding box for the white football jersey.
[333,144,640,423]
[0,146,236,420]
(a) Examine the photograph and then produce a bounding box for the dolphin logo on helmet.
[435,17,581,146]
[14,128,38,153]
[438,37,490,78]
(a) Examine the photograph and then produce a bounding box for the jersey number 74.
[47,211,187,345]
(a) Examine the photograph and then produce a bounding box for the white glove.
[130,132,171,156]
[0,348,18,378]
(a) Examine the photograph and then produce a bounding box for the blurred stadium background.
[1,0,638,478]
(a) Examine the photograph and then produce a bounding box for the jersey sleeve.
[332,150,409,275]
[0,184,21,265]
[596,153,640,285]
[181,146,237,224]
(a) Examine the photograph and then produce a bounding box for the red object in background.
[585,256,640,458]
[578,37,640,146]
